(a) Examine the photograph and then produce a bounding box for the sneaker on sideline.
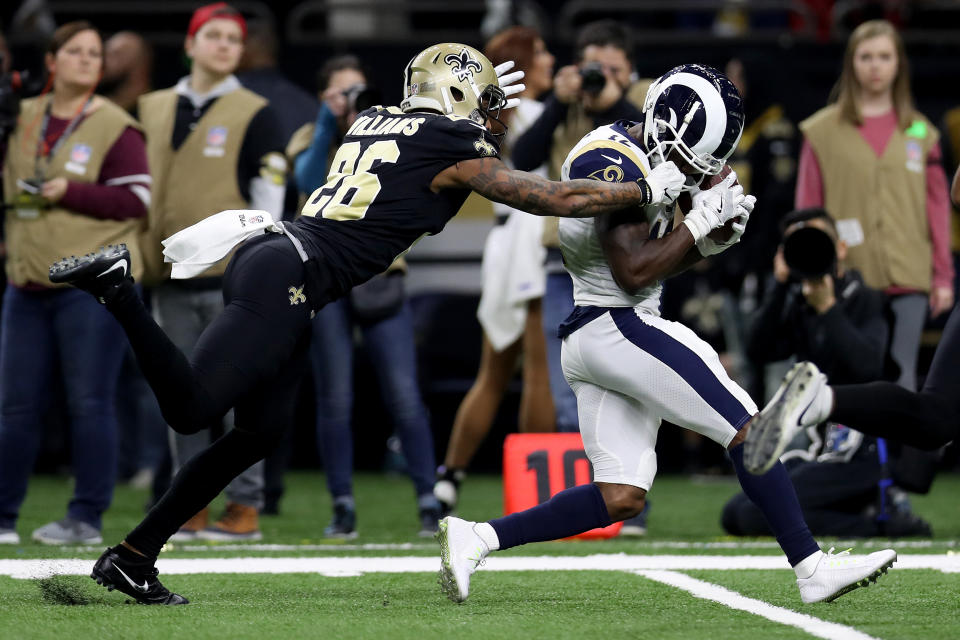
[199,502,262,541]
[32,518,102,545]
[169,507,209,542]
[323,502,358,540]
[419,506,441,538]
[0,528,20,544]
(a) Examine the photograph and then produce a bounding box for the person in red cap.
[134,1,287,546]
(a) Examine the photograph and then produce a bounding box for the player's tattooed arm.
[431,157,652,217]
[597,211,703,294]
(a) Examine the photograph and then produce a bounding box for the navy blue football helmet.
[642,64,745,180]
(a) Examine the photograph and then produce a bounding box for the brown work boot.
[169,507,209,541]
[199,502,263,541]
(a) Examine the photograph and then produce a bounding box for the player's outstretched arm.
[598,213,702,294]
[432,157,684,218]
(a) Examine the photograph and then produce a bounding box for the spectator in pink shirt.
[794,19,952,392]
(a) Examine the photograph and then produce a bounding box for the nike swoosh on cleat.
[600,154,623,165]
[114,564,149,592]
[97,259,129,279]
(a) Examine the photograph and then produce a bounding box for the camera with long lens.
[343,83,382,114]
[782,225,837,280]
[579,62,606,95]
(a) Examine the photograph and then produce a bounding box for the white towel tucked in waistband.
[162,209,281,279]
[477,209,546,351]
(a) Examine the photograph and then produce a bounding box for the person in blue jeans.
[288,54,440,537]
[541,268,579,433]
[310,294,439,537]
[0,21,151,545]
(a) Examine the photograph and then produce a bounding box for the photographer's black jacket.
[511,95,643,172]
[747,270,890,384]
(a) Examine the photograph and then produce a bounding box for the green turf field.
[1,471,958,639]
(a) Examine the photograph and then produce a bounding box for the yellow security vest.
[800,104,939,292]
[3,96,144,287]
[138,86,267,283]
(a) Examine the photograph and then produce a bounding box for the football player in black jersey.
[48,43,686,604]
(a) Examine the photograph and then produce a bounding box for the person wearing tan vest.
[137,3,287,542]
[0,22,150,546]
[795,20,952,393]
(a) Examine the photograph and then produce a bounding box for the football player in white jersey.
[437,64,897,606]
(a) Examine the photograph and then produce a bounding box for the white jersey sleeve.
[558,123,673,314]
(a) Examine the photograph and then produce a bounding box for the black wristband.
[635,179,653,206]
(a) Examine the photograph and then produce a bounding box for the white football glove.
[641,160,685,205]
[494,61,525,110]
[682,171,744,243]
[695,194,757,256]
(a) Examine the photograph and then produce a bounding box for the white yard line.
[636,570,880,640]
[1,553,958,579]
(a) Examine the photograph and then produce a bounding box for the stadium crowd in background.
[0,1,955,551]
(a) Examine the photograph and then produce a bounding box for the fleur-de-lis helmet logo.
[444,48,483,82]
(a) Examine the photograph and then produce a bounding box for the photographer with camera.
[0,21,150,545]
[748,208,890,384]
[722,207,932,538]
[287,55,440,538]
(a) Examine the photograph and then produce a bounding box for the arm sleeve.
[745,277,795,363]
[511,95,568,171]
[238,105,288,218]
[59,126,150,221]
[925,141,954,290]
[794,138,824,209]
[294,104,338,195]
[805,299,888,382]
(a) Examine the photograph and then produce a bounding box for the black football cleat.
[91,546,189,605]
[49,244,133,304]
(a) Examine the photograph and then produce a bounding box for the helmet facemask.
[475,84,508,140]
[642,65,745,191]
[646,102,724,191]
[401,43,510,144]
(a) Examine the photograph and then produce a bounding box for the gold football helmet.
[401,43,507,134]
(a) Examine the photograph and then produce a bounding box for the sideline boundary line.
[1,553,957,579]
[636,570,880,640]
[54,539,958,554]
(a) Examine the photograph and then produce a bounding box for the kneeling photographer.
[723,208,933,538]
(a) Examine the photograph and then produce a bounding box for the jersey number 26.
[301,140,400,221]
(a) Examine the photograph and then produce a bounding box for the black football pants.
[106,234,315,558]
[830,305,960,450]
[722,457,883,537]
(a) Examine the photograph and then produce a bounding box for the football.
[676,165,738,243]
[677,164,740,213]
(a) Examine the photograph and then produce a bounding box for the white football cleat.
[797,548,897,604]
[436,516,490,603]
[744,361,829,475]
